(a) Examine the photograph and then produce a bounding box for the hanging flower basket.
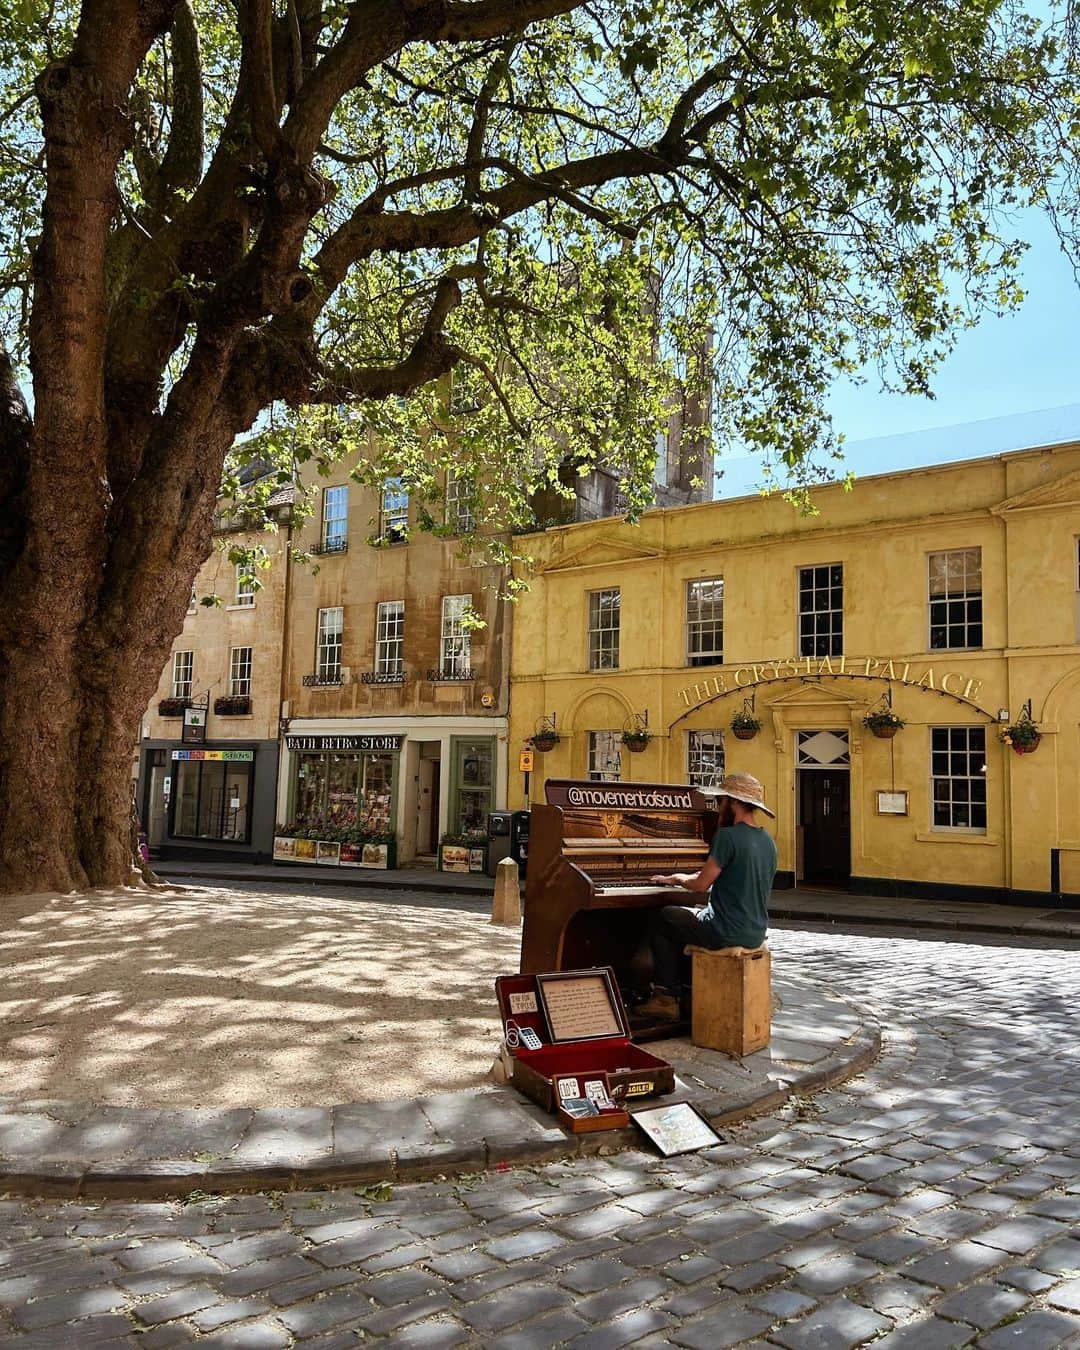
[863,711,905,739]
[1000,719,1041,755]
[531,730,560,752]
[731,713,761,741]
[621,730,651,753]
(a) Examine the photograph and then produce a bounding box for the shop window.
[235,565,256,607]
[686,578,723,667]
[293,751,395,833]
[687,730,725,787]
[453,737,493,833]
[588,731,621,782]
[446,473,476,533]
[441,595,472,677]
[929,548,982,650]
[375,601,404,676]
[798,564,843,657]
[931,727,987,831]
[172,650,193,699]
[321,485,348,553]
[172,758,252,842]
[380,477,409,543]
[229,646,252,697]
[587,588,620,670]
[316,607,343,683]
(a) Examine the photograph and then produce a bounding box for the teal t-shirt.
[701,822,777,948]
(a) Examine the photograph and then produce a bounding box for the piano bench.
[685,945,771,1057]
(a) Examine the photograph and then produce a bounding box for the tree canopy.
[0,0,1079,893]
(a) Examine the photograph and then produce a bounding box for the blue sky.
[715,205,1080,499]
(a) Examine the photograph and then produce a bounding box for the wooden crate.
[686,945,771,1056]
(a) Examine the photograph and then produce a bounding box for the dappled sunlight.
[0,884,521,1107]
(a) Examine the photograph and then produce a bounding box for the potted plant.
[439,830,488,873]
[621,727,651,753]
[1000,717,1041,755]
[863,710,905,739]
[214,694,252,716]
[731,710,762,740]
[531,728,560,752]
[158,697,191,717]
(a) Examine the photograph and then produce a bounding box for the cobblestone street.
[1,927,1077,1349]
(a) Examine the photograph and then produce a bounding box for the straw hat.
[714,771,775,818]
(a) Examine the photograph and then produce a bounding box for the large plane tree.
[0,0,1077,894]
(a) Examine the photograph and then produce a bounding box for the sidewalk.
[0,975,878,1200]
[154,860,1080,938]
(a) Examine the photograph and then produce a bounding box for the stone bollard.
[491,857,522,925]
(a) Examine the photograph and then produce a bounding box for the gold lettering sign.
[675,656,988,711]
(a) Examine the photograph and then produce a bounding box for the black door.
[799,771,851,886]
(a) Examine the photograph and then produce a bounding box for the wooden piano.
[522,780,718,1037]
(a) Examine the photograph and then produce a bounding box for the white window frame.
[687,730,726,788]
[588,731,622,782]
[930,726,987,833]
[172,650,194,699]
[316,607,343,683]
[798,563,843,657]
[587,588,620,671]
[445,473,476,534]
[928,548,983,651]
[380,477,409,542]
[235,565,256,608]
[375,601,405,676]
[440,595,472,677]
[322,485,348,552]
[686,578,724,667]
[229,646,253,697]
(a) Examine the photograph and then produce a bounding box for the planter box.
[214,696,252,716]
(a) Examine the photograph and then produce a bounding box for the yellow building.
[137,486,294,861]
[276,463,511,864]
[509,442,1080,903]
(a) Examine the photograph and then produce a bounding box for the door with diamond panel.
[796,730,851,886]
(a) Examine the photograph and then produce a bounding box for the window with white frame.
[686,578,724,667]
[321,485,348,552]
[798,564,843,657]
[375,601,405,675]
[929,548,982,650]
[172,650,194,699]
[441,595,472,676]
[380,477,409,542]
[445,473,476,533]
[235,565,256,607]
[588,731,622,781]
[931,727,987,831]
[587,588,620,670]
[229,646,252,697]
[316,607,343,682]
[687,730,725,788]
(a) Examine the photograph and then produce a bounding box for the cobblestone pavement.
[1,928,1078,1349]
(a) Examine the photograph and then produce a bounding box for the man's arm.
[649,857,721,891]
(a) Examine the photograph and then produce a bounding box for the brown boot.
[636,990,680,1021]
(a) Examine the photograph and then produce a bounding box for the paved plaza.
[0,926,1078,1347]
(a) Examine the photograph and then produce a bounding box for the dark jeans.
[648,905,734,993]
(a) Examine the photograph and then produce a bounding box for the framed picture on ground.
[631,1102,722,1157]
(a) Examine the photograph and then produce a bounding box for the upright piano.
[522,780,717,1031]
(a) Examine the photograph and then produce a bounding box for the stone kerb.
[0,976,879,1200]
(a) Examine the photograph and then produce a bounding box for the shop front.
[138,739,281,863]
[275,719,509,868]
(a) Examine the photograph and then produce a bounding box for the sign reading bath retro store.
[285,734,405,752]
[676,655,988,713]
